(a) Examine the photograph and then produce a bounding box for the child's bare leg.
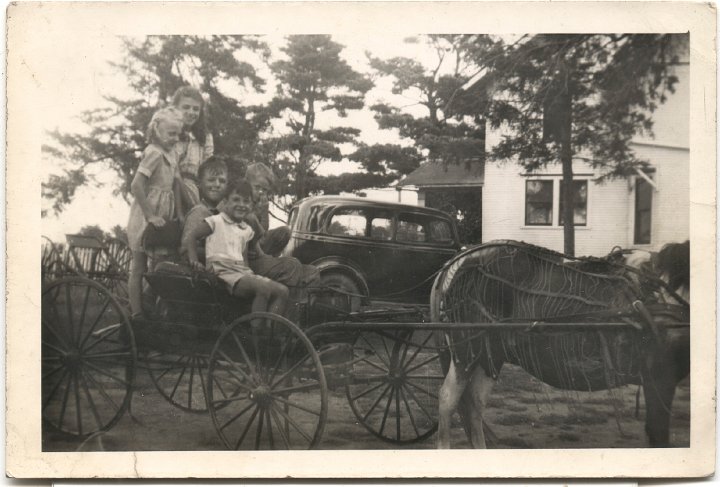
[267,282,289,317]
[129,251,147,317]
[232,276,270,314]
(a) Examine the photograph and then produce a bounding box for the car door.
[393,212,458,302]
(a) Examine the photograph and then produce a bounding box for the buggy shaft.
[305,320,689,338]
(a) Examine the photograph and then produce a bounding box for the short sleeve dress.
[127,144,179,252]
[174,132,214,206]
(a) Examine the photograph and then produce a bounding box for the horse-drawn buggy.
[42,202,690,450]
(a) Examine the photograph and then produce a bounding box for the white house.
[399,37,689,256]
[482,44,689,256]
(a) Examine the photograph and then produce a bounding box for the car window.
[428,219,453,243]
[397,213,455,244]
[327,209,367,237]
[288,207,298,229]
[369,216,393,240]
[397,218,426,243]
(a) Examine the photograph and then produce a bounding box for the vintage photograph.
[38,30,692,452]
[7,1,715,479]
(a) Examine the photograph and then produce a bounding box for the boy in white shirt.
[186,179,289,316]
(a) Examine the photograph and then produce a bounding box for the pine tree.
[42,35,271,215]
[460,34,685,255]
[264,35,373,209]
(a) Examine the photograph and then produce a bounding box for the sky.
[40,33,456,241]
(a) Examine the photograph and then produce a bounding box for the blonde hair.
[245,163,278,192]
[146,106,184,144]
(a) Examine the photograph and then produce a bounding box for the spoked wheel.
[100,276,129,307]
[41,236,63,282]
[346,329,444,444]
[147,350,213,413]
[105,238,132,275]
[42,277,136,437]
[207,312,328,450]
[97,238,130,305]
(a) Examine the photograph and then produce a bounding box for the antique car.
[283,195,462,306]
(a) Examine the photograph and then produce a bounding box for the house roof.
[397,160,485,188]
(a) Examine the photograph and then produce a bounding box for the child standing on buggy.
[185,179,289,317]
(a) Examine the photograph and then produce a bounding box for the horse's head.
[610,242,689,306]
[656,240,690,302]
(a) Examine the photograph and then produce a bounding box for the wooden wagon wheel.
[146,349,214,413]
[95,238,131,305]
[41,236,64,282]
[42,277,137,437]
[105,238,132,275]
[345,329,444,444]
[207,312,328,450]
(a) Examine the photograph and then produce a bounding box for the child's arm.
[243,213,266,260]
[187,221,213,271]
[131,172,166,227]
[173,176,185,224]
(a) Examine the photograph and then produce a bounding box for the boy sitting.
[180,158,228,262]
[186,179,289,316]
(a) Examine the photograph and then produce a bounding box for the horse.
[432,240,690,448]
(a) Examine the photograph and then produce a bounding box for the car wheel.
[309,271,363,324]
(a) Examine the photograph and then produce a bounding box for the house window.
[559,180,588,226]
[634,177,653,244]
[525,180,553,225]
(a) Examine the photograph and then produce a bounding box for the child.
[243,162,320,292]
[127,106,186,316]
[172,86,214,208]
[186,180,289,317]
[245,162,290,256]
[180,158,228,262]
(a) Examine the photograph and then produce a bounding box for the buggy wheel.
[106,238,132,275]
[41,236,63,282]
[100,276,129,307]
[147,350,213,413]
[346,329,444,444]
[42,277,136,437]
[207,312,328,450]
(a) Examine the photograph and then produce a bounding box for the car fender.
[309,256,370,297]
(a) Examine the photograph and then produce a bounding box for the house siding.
[482,49,688,256]
[482,160,632,256]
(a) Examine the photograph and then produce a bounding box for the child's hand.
[190,259,205,272]
[148,216,166,227]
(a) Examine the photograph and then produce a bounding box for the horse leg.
[464,366,497,448]
[642,373,678,447]
[437,360,469,449]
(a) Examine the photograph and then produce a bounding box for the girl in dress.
[127,106,185,316]
[172,86,214,207]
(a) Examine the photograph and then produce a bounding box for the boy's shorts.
[207,259,272,294]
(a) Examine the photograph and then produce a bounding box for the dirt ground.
[43,363,690,451]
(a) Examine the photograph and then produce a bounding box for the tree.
[356,35,487,243]
[264,35,373,209]
[460,34,684,255]
[42,35,271,215]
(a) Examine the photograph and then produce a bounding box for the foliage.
[78,224,128,243]
[43,35,271,215]
[264,35,373,207]
[360,35,486,171]
[457,34,686,254]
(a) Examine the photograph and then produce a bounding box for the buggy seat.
[145,261,229,304]
[143,261,252,325]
